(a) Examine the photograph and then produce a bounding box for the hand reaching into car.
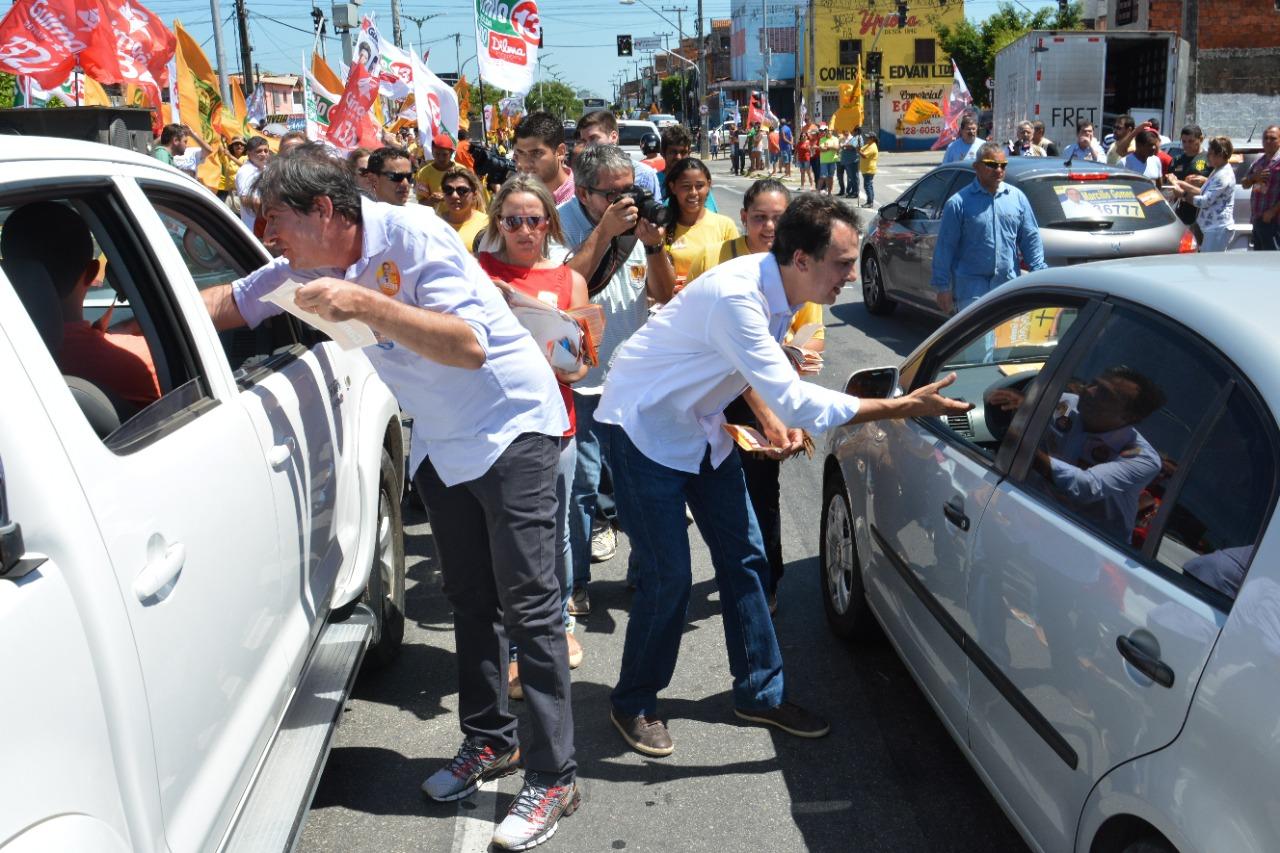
[850,372,974,425]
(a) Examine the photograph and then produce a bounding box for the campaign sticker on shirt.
[377,262,402,296]
[1137,189,1162,207]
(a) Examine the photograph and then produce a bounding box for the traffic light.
[310,6,326,35]
[866,51,882,77]
[873,79,883,99]
[617,34,633,57]
[897,2,908,27]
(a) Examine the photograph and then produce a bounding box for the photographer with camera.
[554,143,676,623]
[663,158,740,290]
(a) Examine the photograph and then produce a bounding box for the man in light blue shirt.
[931,143,1047,313]
[594,195,973,759]
[204,144,579,849]
[941,114,986,164]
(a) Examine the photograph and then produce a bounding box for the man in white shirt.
[555,144,676,618]
[199,144,579,850]
[1121,129,1163,180]
[942,114,986,164]
[235,137,271,232]
[595,195,972,757]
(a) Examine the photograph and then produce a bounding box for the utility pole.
[454,32,462,75]
[234,0,253,98]
[390,0,404,49]
[404,14,444,58]
[807,0,816,124]
[760,0,770,122]
[208,0,232,105]
[661,5,686,123]
[696,0,707,155]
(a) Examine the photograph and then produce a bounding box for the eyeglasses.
[379,171,413,183]
[584,184,635,204]
[499,214,549,232]
[442,185,474,197]
[978,160,1008,171]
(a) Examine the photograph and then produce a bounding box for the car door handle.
[134,541,186,600]
[267,437,296,469]
[1117,633,1175,688]
[942,497,969,531]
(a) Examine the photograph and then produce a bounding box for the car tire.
[820,470,874,639]
[363,449,406,668]
[1120,838,1176,853]
[861,252,897,316]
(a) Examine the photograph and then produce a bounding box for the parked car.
[617,119,661,162]
[1161,138,1266,251]
[0,136,406,852]
[647,112,678,129]
[860,157,1192,318]
[822,254,1280,853]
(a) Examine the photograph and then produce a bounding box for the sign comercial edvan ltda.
[810,0,964,151]
[474,0,542,95]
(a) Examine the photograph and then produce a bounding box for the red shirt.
[476,253,576,436]
[60,321,161,408]
[796,139,812,162]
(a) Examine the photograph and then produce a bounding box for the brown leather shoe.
[610,708,674,757]
[734,701,830,738]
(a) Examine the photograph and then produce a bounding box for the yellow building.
[799,1,965,150]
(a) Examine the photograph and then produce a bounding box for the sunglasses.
[978,160,1008,170]
[499,214,548,232]
[379,171,413,183]
[585,184,636,204]
[442,185,474,197]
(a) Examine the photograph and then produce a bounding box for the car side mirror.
[845,366,900,399]
[879,202,902,221]
[0,458,27,576]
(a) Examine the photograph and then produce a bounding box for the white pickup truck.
[0,137,405,851]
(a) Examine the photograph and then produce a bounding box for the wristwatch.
[644,243,664,256]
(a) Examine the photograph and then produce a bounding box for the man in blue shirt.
[931,143,1047,313]
[941,114,986,164]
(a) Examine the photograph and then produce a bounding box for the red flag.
[0,0,123,87]
[326,61,380,151]
[104,0,175,108]
[746,93,765,127]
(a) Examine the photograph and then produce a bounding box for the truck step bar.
[222,608,374,853]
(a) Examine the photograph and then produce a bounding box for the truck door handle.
[267,437,296,468]
[943,497,969,531]
[134,541,186,600]
[1117,633,1174,688]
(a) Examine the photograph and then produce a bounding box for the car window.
[929,303,1081,459]
[0,192,215,451]
[1157,386,1276,603]
[1018,175,1178,231]
[1019,306,1227,562]
[142,188,304,383]
[617,125,657,146]
[906,170,957,219]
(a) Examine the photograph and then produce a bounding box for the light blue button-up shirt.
[930,177,1047,308]
[942,136,986,164]
[232,199,566,486]
[595,253,860,473]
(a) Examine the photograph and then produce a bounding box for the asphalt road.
[299,156,1029,853]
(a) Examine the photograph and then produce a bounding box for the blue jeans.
[862,172,875,206]
[606,424,785,717]
[1253,219,1279,251]
[569,392,617,589]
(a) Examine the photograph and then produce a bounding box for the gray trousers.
[413,433,576,785]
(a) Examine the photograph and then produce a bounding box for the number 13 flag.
[473,0,540,95]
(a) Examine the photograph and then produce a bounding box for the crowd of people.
[151,105,971,850]
[722,120,879,208]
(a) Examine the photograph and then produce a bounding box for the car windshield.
[1019,175,1177,231]
[618,125,656,146]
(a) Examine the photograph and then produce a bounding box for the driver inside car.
[986,366,1164,541]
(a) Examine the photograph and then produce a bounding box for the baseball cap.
[431,132,456,150]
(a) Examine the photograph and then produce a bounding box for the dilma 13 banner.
[473,0,541,95]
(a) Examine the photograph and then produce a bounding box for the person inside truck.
[1,201,160,409]
[1006,121,1047,157]
[1061,121,1106,162]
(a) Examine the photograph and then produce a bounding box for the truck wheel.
[364,449,405,668]
[862,253,897,316]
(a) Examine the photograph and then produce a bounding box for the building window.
[1116,0,1137,25]
[839,38,862,66]
[915,39,936,64]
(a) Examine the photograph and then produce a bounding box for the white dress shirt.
[595,252,860,473]
[235,160,261,231]
[231,199,567,486]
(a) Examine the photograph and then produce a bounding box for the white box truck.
[992,30,1190,150]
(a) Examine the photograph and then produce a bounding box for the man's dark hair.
[1134,129,1159,147]
[1031,120,1046,133]
[660,124,692,156]
[159,123,186,145]
[959,114,977,131]
[1,201,94,299]
[255,142,364,224]
[515,111,565,149]
[1077,120,1095,134]
[457,127,469,141]
[1180,124,1203,140]
[1114,114,1135,131]
[1101,366,1166,422]
[743,177,789,209]
[368,146,411,174]
[245,136,270,154]
[770,194,858,267]
[280,130,308,148]
[578,109,618,135]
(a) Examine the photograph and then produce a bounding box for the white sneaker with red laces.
[421,740,520,802]
[491,777,581,850]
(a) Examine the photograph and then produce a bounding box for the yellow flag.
[174,20,228,189]
[80,75,111,107]
[832,55,864,132]
[903,97,943,125]
[229,79,255,139]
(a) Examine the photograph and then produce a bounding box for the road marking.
[451,778,501,853]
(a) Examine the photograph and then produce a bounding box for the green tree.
[659,74,686,116]
[937,1,1083,108]
[524,80,583,121]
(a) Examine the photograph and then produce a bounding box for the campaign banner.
[411,50,460,141]
[1052,183,1149,220]
[325,62,379,151]
[357,15,415,99]
[474,0,540,95]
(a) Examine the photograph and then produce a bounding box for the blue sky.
[157,0,1060,98]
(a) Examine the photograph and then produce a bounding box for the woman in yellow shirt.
[714,178,827,613]
[859,131,879,208]
[663,157,741,290]
[436,166,489,254]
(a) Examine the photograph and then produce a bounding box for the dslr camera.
[618,185,670,231]
[470,143,516,191]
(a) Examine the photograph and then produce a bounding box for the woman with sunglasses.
[437,166,489,254]
[712,178,826,612]
[476,175,591,695]
[663,157,740,291]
